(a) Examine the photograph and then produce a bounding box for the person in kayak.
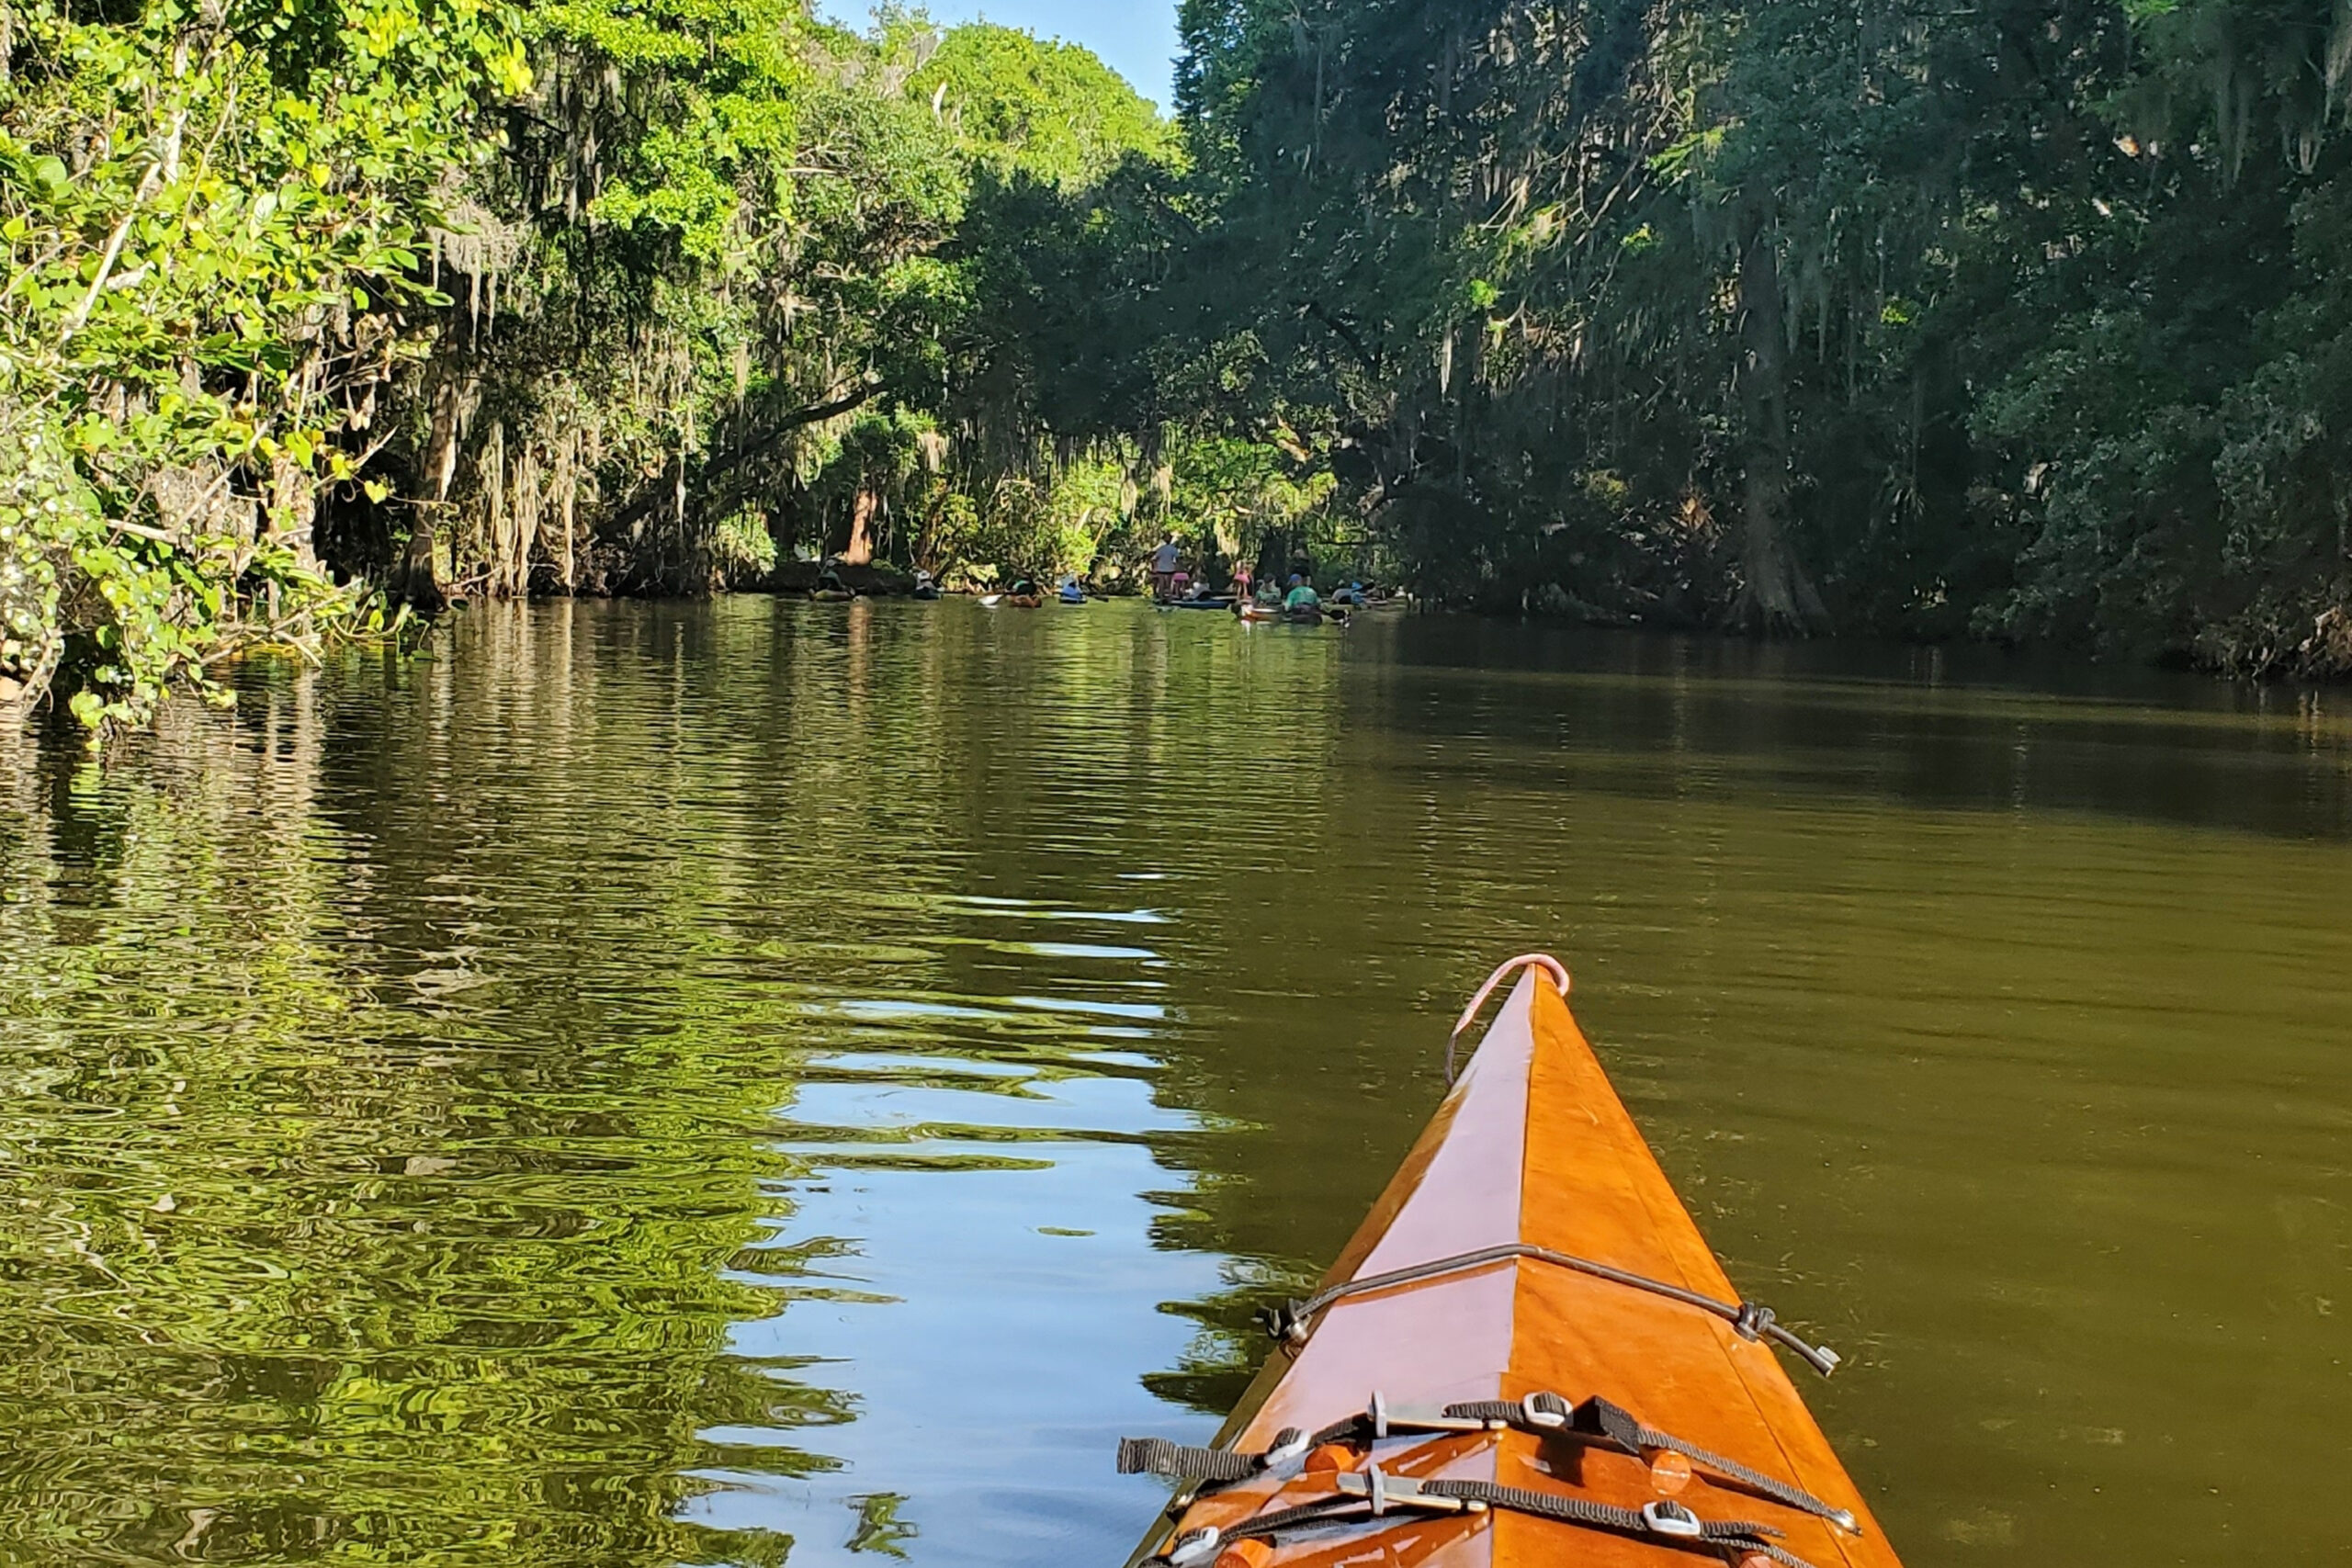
[1283,574,1321,613]
[1150,534,1181,598]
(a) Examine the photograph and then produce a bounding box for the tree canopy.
[6,0,2350,728]
[1155,0,2352,669]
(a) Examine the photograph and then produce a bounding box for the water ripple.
[0,600,2346,1565]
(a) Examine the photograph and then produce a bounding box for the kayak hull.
[1134,965,1902,1568]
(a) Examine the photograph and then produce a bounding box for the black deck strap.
[1159,1480,1818,1568]
[1261,1242,1841,1378]
[1297,1390,1487,1450]
[1440,1393,1860,1532]
[1307,1413,1369,1447]
[1215,1495,1369,1538]
[1149,1495,1395,1565]
[1420,1482,1815,1568]
[1119,1438,1261,1485]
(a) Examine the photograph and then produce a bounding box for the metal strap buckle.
[1332,1465,1476,1517]
[1163,1525,1223,1566]
[1261,1427,1310,1466]
[1642,1500,1705,1540]
[1368,1389,1489,1438]
[1520,1391,1573,1429]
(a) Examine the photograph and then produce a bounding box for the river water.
[0,598,2346,1567]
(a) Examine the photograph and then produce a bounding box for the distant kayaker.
[1231,561,1253,602]
[1283,574,1321,613]
[1151,535,1181,598]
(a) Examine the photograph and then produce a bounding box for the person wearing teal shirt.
[1283,574,1320,612]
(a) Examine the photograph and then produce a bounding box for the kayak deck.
[1127,961,1901,1568]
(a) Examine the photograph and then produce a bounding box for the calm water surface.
[1,599,2346,1566]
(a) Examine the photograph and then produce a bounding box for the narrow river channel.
[2,598,2346,1567]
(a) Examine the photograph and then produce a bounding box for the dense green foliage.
[0,1,1217,727]
[8,0,2351,730]
[1,0,526,726]
[1160,0,2352,670]
[914,20,1174,185]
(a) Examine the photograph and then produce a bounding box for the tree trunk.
[1731,224,1827,635]
[387,516,447,614]
[600,381,877,542]
[845,485,879,565]
[388,377,469,613]
[1255,527,1291,588]
[267,457,320,572]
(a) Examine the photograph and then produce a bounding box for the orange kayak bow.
[1124,955,1903,1568]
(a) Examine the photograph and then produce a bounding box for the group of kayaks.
[954,589,1388,626]
[818,569,1397,624]
[974,576,1088,607]
[1191,589,1397,626]
[1232,600,1341,626]
[1121,954,1902,1568]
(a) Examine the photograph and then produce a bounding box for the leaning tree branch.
[603,379,880,536]
[1297,300,1380,376]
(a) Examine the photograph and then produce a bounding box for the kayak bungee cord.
[1444,1392,1860,1530]
[1143,1466,1825,1568]
[1258,1241,1843,1377]
[1122,1388,1857,1534]
[1373,953,1845,1380]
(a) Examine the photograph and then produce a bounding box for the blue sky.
[821,2,1182,110]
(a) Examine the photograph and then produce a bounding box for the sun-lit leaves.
[1,0,528,728]
[911,23,1178,189]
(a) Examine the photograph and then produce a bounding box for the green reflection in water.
[1,599,2348,1567]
